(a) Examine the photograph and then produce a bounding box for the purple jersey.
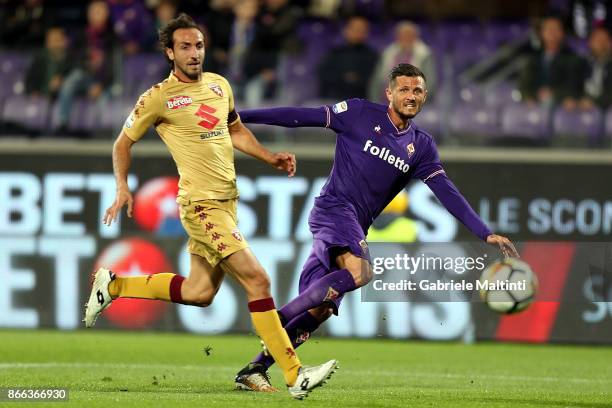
[239,99,492,244]
[317,98,443,232]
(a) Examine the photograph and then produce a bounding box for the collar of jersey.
[169,71,202,84]
[386,111,412,135]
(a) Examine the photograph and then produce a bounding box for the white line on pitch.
[0,362,609,385]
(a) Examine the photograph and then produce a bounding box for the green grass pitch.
[0,329,611,407]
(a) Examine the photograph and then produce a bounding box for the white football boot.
[83,267,115,328]
[287,359,338,400]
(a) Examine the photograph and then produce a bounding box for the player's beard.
[392,99,421,120]
[176,61,202,81]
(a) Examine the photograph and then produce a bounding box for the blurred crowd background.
[0,0,611,146]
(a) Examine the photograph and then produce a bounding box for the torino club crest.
[208,83,224,97]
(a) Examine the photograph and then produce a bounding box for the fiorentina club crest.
[231,228,243,241]
[407,143,415,157]
[208,83,224,97]
[295,330,311,344]
[374,125,381,134]
[324,287,339,302]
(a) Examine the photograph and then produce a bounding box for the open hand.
[103,186,134,226]
[486,234,519,259]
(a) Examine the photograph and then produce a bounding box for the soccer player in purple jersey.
[234,63,518,391]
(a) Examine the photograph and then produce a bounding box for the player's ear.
[385,86,392,103]
[166,47,174,62]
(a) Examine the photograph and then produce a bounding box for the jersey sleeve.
[123,86,162,142]
[412,136,445,182]
[219,75,239,126]
[325,98,364,133]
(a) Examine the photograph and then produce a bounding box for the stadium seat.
[483,21,529,47]
[122,53,167,99]
[485,82,522,108]
[414,103,443,137]
[449,103,499,136]
[0,52,29,109]
[457,83,484,104]
[501,103,551,140]
[552,107,603,143]
[2,95,50,131]
[99,99,135,131]
[50,98,100,133]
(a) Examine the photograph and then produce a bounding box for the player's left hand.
[486,234,519,259]
[269,152,296,177]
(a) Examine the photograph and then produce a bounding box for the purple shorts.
[299,206,371,314]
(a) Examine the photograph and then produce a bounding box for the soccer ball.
[479,258,538,314]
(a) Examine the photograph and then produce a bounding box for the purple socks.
[250,268,357,369]
[278,268,356,322]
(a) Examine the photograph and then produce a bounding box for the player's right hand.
[103,187,134,226]
[486,234,519,259]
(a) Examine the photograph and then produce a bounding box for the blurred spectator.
[243,0,303,106]
[109,0,152,55]
[318,16,378,100]
[369,21,436,103]
[1,0,52,49]
[519,15,583,109]
[308,0,342,18]
[570,0,611,39]
[55,0,117,132]
[204,0,236,75]
[145,0,177,51]
[578,26,612,109]
[25,27,72,97]
[82,0,117,53]
[227,0,258,97]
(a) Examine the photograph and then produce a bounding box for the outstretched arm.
[239,106,328,128]
[229,120,296,176]
[427,173,518,257]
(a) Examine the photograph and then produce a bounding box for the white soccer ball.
[479,258,538,314]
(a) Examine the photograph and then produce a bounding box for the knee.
[190,290,215,307]
[347,263,373,288]
[309,305,334,322]
[182,282,215,307]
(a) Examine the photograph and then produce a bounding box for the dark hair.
[389,63,426,86]
[158,13,204,67]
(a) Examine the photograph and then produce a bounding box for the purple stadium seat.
[279,55,319,105]
[458,83,484,104]
[0,52,30,99]
[122,54,167,98]
[414,104,442,136]
[99,99,134,130]
[483,22,529,47]
[453,39,494,69]
[485,82,521,108]
[2,95,50,130]
[450,104,499,136]
[553,107,603,141]
[501,103,551,139]
[437,22,484,55]
[0,52,31,76]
